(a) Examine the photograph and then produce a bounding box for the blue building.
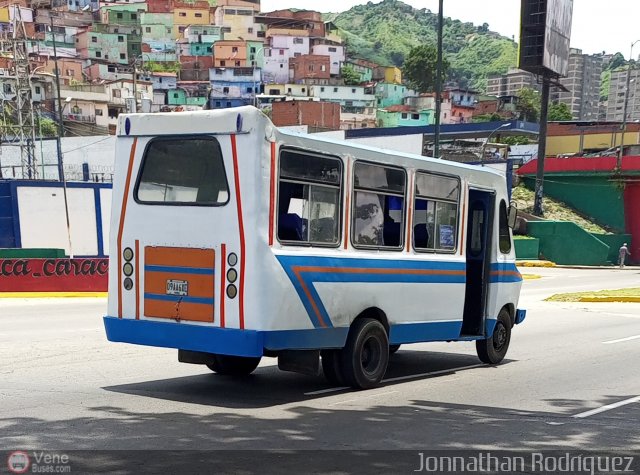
[208,67,262,109]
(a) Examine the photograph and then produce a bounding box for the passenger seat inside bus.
[279,213,307,241]
[413,223,429,248]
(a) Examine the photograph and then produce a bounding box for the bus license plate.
[166,280,188,296]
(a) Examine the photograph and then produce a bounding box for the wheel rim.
[493,322,508,352]
[360,336,382,376]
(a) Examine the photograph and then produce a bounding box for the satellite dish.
[81,4,90,11]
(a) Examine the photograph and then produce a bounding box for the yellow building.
[546,122,640,156]
[0,7,9,23]
[374,66,402,85]
[173,4,212,38]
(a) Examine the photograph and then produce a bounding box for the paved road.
[1,267,639,462]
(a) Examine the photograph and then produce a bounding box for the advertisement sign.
[519,0,574,77]
[543,0,573,76]
[0,258,108,292]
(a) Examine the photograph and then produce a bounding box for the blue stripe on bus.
[144,293,214,305]
[104,317,494,356]
[489,262,522,283]
[145,265,214,275]
[276,256,467,329]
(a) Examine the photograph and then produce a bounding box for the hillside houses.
[0,0,497,134]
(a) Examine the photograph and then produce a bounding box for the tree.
[402,44,449,93]
[340,65,361,85]
[547,102,573,121]
[516,87,540,122]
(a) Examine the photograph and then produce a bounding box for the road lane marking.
[382,364,483,384]
[603,334,640,344]
[304,363,483,396]
[572,395,640,418]
[329,390,398,406]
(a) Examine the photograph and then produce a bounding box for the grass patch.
[546,288,640,302]
[512,185,610,234]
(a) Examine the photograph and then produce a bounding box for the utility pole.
[50,12,74,257]
[10,6,38,178]
[618,40,640,171]
[533,75,550,217]
[433,0,444,158]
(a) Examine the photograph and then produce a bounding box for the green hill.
[331,0,518,92]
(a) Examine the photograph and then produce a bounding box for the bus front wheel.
[340,318,389,389]
[476,309,511,365]
[207,354,261,376]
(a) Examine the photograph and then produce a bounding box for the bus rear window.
[135,137,229,205]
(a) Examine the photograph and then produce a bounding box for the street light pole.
[618,40,640,171]
[433,0,444,158]
[481,123,509,161]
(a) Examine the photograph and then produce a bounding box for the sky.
[260,0,640,57]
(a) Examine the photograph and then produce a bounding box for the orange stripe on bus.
[117,137,138,318]
[144,301,214,323]
[268,141,276,246]
[459,199,466,256]
[406,174,413,252]
[220,243,226,328]
[293,267,327,328]
[145,247,215,268]
[231,135,246,329]
[343,160,351,250]
[135,239,140,320]
[144,272,214,298]
[294,266,466,276]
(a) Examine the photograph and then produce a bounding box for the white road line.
[304,363,483,396]
[305,386,350,396]
[572,395,640,419]
[603,334,640,345]
[329,390,398,406]
[382,363,484,384]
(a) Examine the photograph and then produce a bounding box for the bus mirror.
[508,202,518,229]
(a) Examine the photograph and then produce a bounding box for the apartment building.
[606,68,640,122]
[486,68,540,97]
[555,48,603,120]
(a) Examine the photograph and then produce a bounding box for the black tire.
[476,309,512,365]
[206,354,261,376]
[340,318,389,389]
[321,349,346,386]
[389,344,401,354]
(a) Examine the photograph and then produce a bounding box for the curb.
[0,292,108,298]
[517,260,556,268]
[576,297,640,303]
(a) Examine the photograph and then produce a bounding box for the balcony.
[63,113,96,124]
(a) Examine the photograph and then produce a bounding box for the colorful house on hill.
[377,105,434,128]
[376,82,408,108]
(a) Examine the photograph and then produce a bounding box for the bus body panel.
[105,106,524,358]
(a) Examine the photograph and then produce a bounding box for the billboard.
[519,0,574,77]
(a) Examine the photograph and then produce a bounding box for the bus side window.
[352,162,406,249]
[499,200,512,254]
[413,172,460,252]
[277,149,342,246]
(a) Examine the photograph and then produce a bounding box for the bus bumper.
[103,316,348,357]
[515,309,526,325]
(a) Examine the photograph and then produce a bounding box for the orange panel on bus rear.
[144,246,215,322]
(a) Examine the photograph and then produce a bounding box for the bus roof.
[117,106,506,187]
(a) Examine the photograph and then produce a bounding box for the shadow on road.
[100,350,489,409]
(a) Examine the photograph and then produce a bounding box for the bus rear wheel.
[206,354,261,376]
[476,309,511,365]
[340,318,389,389]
